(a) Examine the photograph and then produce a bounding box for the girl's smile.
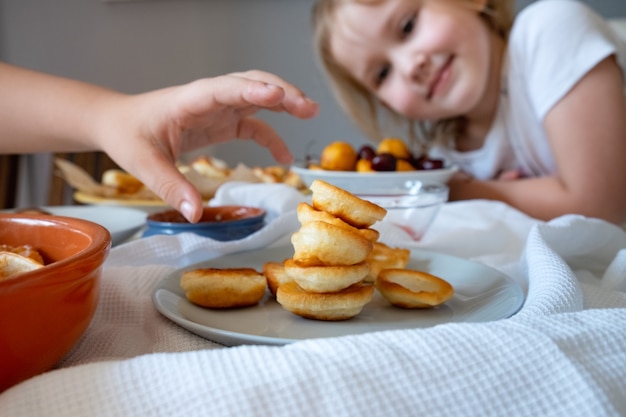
[427,54,453,100]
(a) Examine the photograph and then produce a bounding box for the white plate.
[290,165,458,194]
[73,191,169,215]
[153,246,524,346]
[42,206,146,246]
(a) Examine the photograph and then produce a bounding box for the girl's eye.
[371,12,417,88]
[374,64,391,87]
[401,13,416,39]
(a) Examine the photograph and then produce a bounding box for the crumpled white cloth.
[1,183,625,417]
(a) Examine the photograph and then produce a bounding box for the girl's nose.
[398,51,429,84]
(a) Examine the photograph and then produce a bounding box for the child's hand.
[99,70,319,222]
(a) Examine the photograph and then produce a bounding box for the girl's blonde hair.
[312,0,515,153]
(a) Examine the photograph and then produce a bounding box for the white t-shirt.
[431,0,626,180]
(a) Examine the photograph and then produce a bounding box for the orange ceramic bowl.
[0,214,111,392]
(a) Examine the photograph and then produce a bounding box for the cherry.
[408,154,423,169]
[357,145,377,161]
[415,156,444,170]
[371,153,397,171]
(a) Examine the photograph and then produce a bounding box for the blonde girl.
[312,0,626,224]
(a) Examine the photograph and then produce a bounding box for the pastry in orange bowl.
[0,213,110,393]
[0,251,44,279]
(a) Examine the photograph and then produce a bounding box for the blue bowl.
[143,206,266,241]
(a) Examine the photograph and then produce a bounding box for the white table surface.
[1,183,625,417]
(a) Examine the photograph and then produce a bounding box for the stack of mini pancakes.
[275,179,386,320]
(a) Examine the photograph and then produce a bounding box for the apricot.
[356,158,375,172]
[377,138,411,160]
[396,159,415,171]
[320,141,358,171]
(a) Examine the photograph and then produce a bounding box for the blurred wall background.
[1,0,625,205]
[1,0,346,171]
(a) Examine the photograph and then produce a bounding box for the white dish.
[18,206,147,246]
[153,245,524,346]
[73,191,168,215]
[290,165,458,194]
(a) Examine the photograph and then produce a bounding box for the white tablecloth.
[1,183,625,417]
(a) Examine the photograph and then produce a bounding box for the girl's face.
[330,0,498,122]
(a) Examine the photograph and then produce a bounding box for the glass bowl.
[290,164,457,194]
[356,182,449,241]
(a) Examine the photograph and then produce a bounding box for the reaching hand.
[99,70,319,222]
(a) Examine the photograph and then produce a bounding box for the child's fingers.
[179,73,319,120]
[235,117,294,164]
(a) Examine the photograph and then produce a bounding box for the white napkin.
[209,181,309,223]
[1,184,626,416]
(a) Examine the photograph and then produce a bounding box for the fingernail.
[264,83,281,91]
[300,96,319,113]
[180,200,195,223]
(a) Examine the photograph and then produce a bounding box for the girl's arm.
[448,56,626,224]
[0,62,319,222]
[0,62,122,152]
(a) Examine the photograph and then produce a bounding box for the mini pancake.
[365,242,411,283]
[309,180,386,228]
[291,221,373,266]
[0,244,44,264]
[263,260,293,297]
[284,259,369,293]
[0,251,44,280]
[276,281,374,321]
[296,202,380,242]
[180,267,267,308]
[376,269,454,308]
